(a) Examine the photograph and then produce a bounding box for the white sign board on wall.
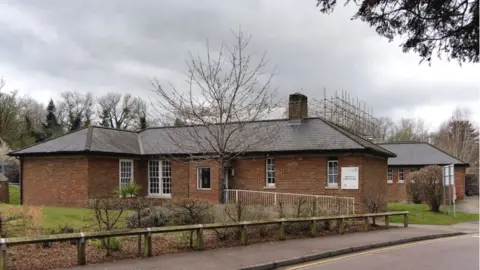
[341,167,359,189]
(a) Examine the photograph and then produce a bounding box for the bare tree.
[0,138,18,165]
[434,108,479,175]
[390,118,430,142]
[97,93,145,129]
[0,79,20,147]
[17,97,45,133]
[58,91,94,131]
[151,29,280,202]
[374,116,395,143]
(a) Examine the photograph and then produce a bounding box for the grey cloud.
[1,0,478,120]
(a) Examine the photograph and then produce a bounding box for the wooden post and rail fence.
[0,211,408,270]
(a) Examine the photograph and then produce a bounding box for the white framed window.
[327,160,338,187]
[266,158,275,187]
[119,159,133,188]
[197,167,211,190]
[398,168,404,183]
[387,168,393,183]
[148,160,172,196]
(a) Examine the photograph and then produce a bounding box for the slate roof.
[379,142,468,166]
[10,118,396,157]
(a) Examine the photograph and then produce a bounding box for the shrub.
[466,174,479,196]
[0,205,44,237]
[171,198,213,247]
[407,172,423,204]
[415,166,443,212]
[215,203,278,240]
[362,176,387,226]
[88,198,127,255]
[115,181,140,198]
[93,237,121,252]
[172,198,214,225]
[125,206,170,228]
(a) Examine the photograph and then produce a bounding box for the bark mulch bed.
[7,222,394,270]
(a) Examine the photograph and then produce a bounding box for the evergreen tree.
[174,118,185,127]
[139,115,147,130]
[42,99,63,139]
[69,113,82,132]
[99,109,111,127]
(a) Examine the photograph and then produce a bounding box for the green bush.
[115,181,140,198]
[93,237,121,252]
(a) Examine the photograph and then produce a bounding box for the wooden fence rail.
[0,211,408,270]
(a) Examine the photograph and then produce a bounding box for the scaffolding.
[309,89,379,140]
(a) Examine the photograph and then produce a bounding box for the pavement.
[282,233,480,270]
[64,225,472,270]
[391,220,479,234]
[456,195,479,214]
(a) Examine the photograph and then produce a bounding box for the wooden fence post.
[195,225,204,250]
[404,214,408,227]
[310,220,317,237]
[144,228,152,257]
[364,217,369,231]
[279,221,286,240]
[77,233,86,266]
[0,238,7,270]
[338,219,345,234]
[240,223,248,245]
[385,215,390,228]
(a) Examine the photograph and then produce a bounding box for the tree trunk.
[219,158,226,204]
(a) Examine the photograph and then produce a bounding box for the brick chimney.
[288,93,308,121]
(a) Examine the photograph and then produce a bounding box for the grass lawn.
[389,203,480,225]
[9,184,20,205]
[3,184,129,232]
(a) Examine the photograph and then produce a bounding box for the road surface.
[283,234,479,270]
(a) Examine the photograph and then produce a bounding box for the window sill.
[387,181,393,184]
[325,186,339,190]
[147,195,172,199]
[398,181,405,184]
[197,188,212,191]
[264,186,276,190]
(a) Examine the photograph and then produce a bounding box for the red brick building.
[380,142,468,202]
[10,94,396,213]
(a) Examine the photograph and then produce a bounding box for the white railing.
[224,189,355,215]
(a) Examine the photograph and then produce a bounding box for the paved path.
[457,195,479,214]
[391,221,479,234]
[65,227,459,270]
[284,233,480,270]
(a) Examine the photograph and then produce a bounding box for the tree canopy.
[316,0,479,64]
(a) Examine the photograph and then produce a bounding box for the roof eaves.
[318,118,396,157]
[8,127,89,156]
[425,142,469,165]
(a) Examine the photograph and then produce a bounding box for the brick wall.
[188,160,221,203]
[21,153,391,209]
[386,165,466,202]
[232,154,388,213]
[362,155,388,212]
[22,156,89,207]
[386,167,422,202]
[454,166,465,200]
[87,157,142,199]
[171,160,189,199]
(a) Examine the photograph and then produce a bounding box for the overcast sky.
[1,0,479,130]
